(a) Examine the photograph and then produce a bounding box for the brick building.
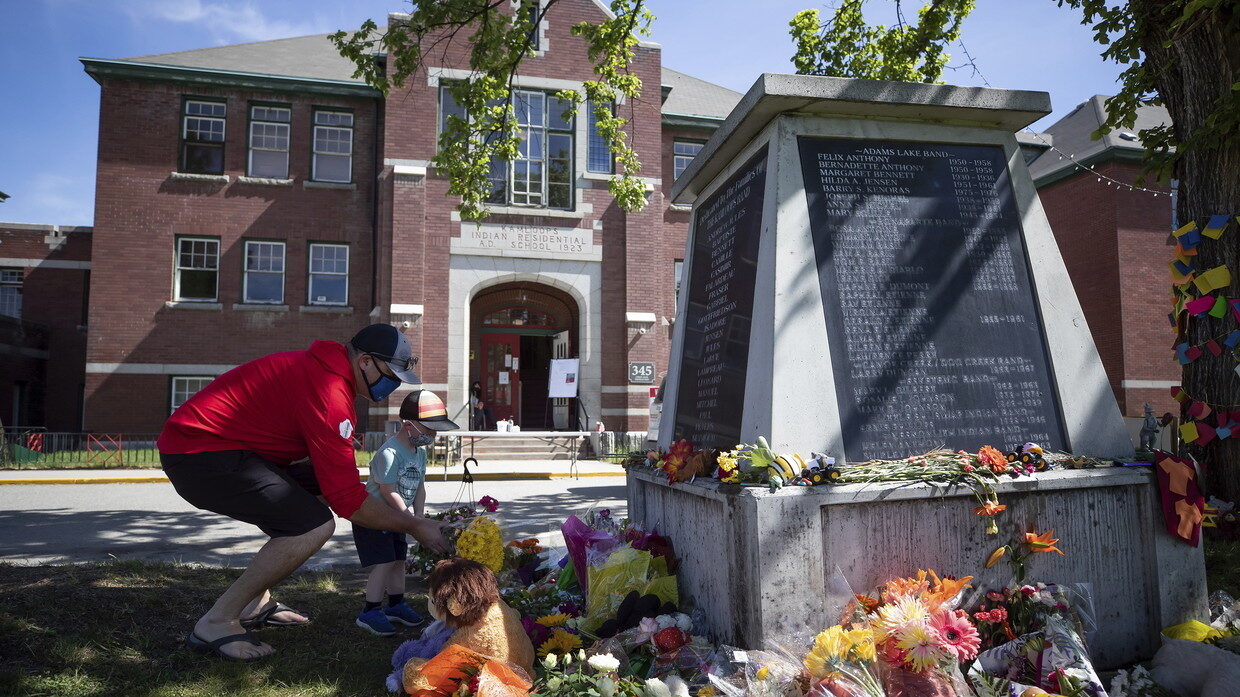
[1029,96,1177,417]
[0,223,92,430]
[73,1,741,434]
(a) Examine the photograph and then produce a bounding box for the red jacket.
[157,340,368,518]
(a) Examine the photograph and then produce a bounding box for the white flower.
[598,676,616,697]
[576,649,587,663]
[543,653,559,669]
[587,653,620,673]
[673,613,693,632]
[656,614,676,630]
[664,674,690,697]
[643,678,672,697]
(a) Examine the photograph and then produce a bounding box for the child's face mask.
[406,422,434,447]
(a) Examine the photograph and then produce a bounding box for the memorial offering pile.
[391,508,1240,697]
[641,438,1113,534]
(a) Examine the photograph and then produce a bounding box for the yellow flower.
[847,628,876,662]
[455,516,504,573]
[755,665,770,681]
[875,596,930,639]
[537,628,582,657]
[536,613,570,627]
[697,687,718,697]
[895,625,947,672]
[812,625,851,659]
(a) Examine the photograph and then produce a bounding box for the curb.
[0,471,626,486]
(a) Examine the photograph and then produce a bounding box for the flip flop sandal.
[185,630,267,662]
[241,602,311,629]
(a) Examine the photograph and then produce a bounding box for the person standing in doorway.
[157,324,450,661]
[469,380,494,430]
[354,390,459,636]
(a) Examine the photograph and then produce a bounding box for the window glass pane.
[249,149,288,179]
[250,122,289,150]
[673,141,704,180]
[587,102,613,174]
[246,242,284,272]
[310,245,348,274]
[185,117,225,142]
[314,153,351,182]
[440,86,468,134]
[183,143,223,174]
[309,274,348,304]
[0,286,20,319]
[315,111,353,126]
[548,97,573,131]
[251,106,290,122]
[314,127,352,155]
[179,269,216,300]
[178,239,219,270]
[246,272,283,303]
[171,376,214,412]
[186,101,226,117]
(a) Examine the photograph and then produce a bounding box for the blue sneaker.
[384,601,423,627]
[356,607,397,636]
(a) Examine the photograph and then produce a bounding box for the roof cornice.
[80,58,382,99]
[1032,146,1147,188]
[659,112,725,130]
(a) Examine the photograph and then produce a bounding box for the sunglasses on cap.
[367,352,418,373]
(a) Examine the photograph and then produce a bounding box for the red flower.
[477,495,500,513]
[652,627,690,654]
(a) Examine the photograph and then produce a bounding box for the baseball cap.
[349,324,420,383]
[399,390,460,431]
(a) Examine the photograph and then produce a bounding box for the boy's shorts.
[352,523,408,567]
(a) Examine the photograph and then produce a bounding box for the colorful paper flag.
[1232,298,1240,322]
[1210,296,1230,318]
[1218,425,1232,440]
[1207,340,1223,356]
[1174,221,1199,238]
[1195,422,1217,446]
[1203,214,1230,239]
[1186,296,1216,315]
[1224,330,1240,348]
[1188,401,1212,420]
[1180,421,1200,443]
[1194,265,1232,294]
[1186,346,1204,361]
[1171,386,1189,403]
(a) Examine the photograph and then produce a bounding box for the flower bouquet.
[408,496,504,576]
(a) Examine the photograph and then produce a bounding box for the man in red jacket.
[158,324,449,661]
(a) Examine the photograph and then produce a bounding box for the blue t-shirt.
[366,435,427,507]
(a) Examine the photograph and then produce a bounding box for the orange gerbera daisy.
[978,445,1009,473]
[1025,529,1065,555]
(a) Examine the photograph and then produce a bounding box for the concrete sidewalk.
[0,458,627,484]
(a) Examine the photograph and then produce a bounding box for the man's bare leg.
[193,518,335,659]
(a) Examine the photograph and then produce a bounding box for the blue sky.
[0,0,1121,226]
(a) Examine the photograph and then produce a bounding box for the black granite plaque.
[673,147,769,449]
[797,137,1067,461]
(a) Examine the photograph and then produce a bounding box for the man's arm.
[414,481,427,518]
[377,482,408,513]
[348,496,449,553]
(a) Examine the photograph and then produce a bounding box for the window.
[248,105,291,178]
[181,100,226,174]
[308,243,348,305]
[243,241,285,304]
[0,268,21,319]
[482,305,557,327]
[673,140,704,180]
[587,101,614,174]
[170,376,214,413]
[523,2,541,51]
[312,110,354,182]
[674,259,683,301]
[174,237,219,301]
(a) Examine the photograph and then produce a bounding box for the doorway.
[470,282,578,430]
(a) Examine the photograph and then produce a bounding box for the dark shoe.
[241,602,310,629]
[185,630,267,662]
[384,601,423,627]
[356,607,397,636]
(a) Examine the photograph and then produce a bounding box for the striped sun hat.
[398,390,460,431]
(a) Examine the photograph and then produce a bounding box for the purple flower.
[478,495,500,513]
[598,509,612,518]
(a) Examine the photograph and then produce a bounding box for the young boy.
[354,390,459,636]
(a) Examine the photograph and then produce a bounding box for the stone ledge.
[303,180,356,190]
[164,301,222,310]
[231,303,289,311]
[169,172,229,183]
[299,304,354,313]
[237,176,294,186]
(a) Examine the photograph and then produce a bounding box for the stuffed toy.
[396,558,536,695]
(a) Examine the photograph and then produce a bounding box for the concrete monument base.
[627,466,1206,669]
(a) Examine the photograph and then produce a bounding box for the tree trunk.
[1134,1,1240,501]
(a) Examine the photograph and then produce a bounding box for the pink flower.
[1020,586,1037,596]
[986,591,1004,602]
[928,609,981,661]
[477,495,500,513]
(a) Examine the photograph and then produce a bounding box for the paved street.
[0,476,627,567]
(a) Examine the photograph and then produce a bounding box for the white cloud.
[124,0,332,44]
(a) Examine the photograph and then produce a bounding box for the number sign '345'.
[628,362,655,384]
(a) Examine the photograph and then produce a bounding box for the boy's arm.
[414,482,427,518]
[377,482,410,513]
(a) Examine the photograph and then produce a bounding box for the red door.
[482,334,520,423]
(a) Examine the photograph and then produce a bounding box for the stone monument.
[631,74,1205,667]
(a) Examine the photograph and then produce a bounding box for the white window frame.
[181,100,227,175]
[170,376,214,413]
[0,268,22,319]
[586,101,614,174]
[674,259,684,301]
[248,105,291,179]
[311,110,354,183]
[243,240,286,305]
[673,139,705,181]
[307,243,349,306]
[173,237,220,302]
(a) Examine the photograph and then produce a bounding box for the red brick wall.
[1036,160,1176,416]
[0,223,92,430]
[86,79,378,432]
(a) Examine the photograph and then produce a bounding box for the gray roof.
[1027,94,1170,182]
[123,34,739,119]
[660,67,742,120]
[127,34,364,83]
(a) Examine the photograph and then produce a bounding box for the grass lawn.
[0,560,426,697]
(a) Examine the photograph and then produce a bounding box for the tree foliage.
[788,0,976,83]
[331,0,653,221]
[1055,0,1240,183]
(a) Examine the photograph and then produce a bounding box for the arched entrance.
[469,281,578,430]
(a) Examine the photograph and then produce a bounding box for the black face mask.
[408,432,435,448]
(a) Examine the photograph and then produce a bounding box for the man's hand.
[409,516,451,554]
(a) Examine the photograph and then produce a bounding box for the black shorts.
[161,450,333,538]
[351,523,407,567]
